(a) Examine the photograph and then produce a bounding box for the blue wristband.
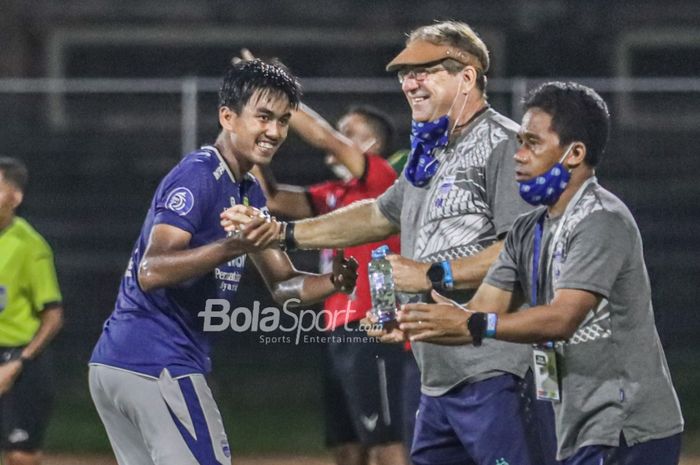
[485,313,498,338]
[440,260,454,290]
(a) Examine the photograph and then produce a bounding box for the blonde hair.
[409,21,490,91]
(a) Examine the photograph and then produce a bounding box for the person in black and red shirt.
[253,103,411,465]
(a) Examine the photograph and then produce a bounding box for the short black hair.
[0,157,28,192]
[218,58,302,113]
[523,81,610,167]
[344,105,396,157]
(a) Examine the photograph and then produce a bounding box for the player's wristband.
[440,260,454,290]
[485,313,498,338]
[7,349,29,366]
[281,221,297,252]
[467,312,487,347]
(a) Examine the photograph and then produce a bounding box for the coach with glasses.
[222,21,550,465]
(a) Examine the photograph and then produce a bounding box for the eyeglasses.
[397,63,449,84]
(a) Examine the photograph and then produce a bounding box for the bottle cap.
[371,245,390,259]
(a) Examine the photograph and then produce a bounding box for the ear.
[565,142,587,169]
[11,189,23,210]
[461,66,478,93]
[218,106,238,131]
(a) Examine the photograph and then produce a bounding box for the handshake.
[220,205,359,294]
[220,205,284,250]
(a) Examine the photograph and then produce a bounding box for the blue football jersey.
[90,146,267,377]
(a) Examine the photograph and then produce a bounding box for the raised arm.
[291,103,367,178]
[251,164,314,219]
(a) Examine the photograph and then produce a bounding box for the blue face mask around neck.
[518,144,575,206]
[405,115,450,187]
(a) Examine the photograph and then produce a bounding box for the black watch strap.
[467,312,487,347]
[6,348,29,366]
[426,262,445,290]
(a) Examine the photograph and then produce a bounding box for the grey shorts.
[89,364,231,465]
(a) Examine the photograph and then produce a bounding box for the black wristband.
[6,348,29,366]
[467,312,487,347]
[284,221,297,252]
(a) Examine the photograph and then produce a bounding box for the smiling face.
[221,89,292,169]
[514,107,572,182]
[400,63,466,122]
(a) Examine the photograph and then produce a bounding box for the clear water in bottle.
[368,245,397,325]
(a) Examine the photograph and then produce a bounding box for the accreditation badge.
[0,285,6,311]
[532,345,561,401]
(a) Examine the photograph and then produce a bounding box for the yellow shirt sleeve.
[26,244,62,312]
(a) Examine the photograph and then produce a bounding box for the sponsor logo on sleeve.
[213,162,226,181]
[165,187,195,216]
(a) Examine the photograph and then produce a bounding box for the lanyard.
[531,212,546,308]
[530,178,597,350]
[530,177,598,308]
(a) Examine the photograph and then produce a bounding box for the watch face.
[427,263,445,285]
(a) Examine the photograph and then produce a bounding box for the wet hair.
[523,81,610,167]
[0,157,28,192]
[344,105,396,157]
[409,20,489,92]
[218,58,302,113]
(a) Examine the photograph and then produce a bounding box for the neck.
[449,94,488,139]
[547,169,594,217]
[0,214,14,232]
[214,131,249,180]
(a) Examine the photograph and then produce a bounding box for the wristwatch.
[5,348,29,366]
[426,261,454,291]
[466,312,498,347]
[467,312,487,347]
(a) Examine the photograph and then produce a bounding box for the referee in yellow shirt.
[0,157,63,465]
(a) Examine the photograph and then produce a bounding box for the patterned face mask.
[518,144,574,206]
[405,116,450,187]
[404,76,472,187]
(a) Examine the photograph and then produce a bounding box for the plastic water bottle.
[368,245,397,325]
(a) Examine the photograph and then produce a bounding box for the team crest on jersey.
[165,187,195,216]
[434,175,455,208]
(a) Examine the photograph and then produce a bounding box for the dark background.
[0,0,698,456]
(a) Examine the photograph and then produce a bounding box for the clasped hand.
[220,205,283,251]
[331,250,359,294]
